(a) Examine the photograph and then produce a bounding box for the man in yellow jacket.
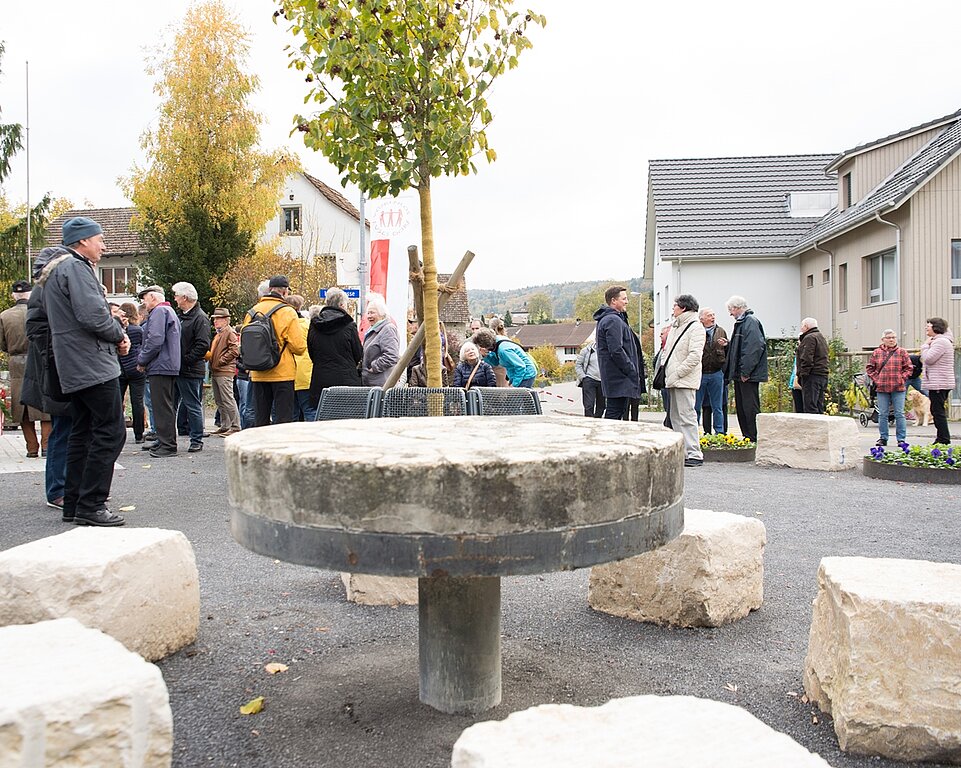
[242,276,306,426]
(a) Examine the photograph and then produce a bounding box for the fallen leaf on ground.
[800,695,809,704]
[724,683,738,693]
[240,696,264,715]
[141,464,152,468]
[264,662,288,675]
[119,506,136,512]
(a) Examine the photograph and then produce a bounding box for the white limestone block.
[0,528,200,661]
[341,573,418,605]
[755,413,860,471]
[589,508,764,627]
[0,618,172,767]
[451,695,832,767]
[804,557,961,763]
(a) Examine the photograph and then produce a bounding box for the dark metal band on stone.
[231,502,685,578]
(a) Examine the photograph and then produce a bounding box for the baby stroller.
[853,373,894,427]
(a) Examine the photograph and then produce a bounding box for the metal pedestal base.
[418,575,501,714]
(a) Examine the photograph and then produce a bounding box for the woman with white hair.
[453,341,496,390]
[361,293,400,387]
[306,288,364,405]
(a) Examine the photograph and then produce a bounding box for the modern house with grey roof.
[645,107,961,415]
[792,109,961,353]
[644,154,836,339]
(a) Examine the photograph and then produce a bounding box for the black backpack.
[240,303,288,371]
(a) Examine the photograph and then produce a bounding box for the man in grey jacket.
[39,217,128,526]
[575,340,604,417]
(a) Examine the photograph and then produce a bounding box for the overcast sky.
[2,0,960,289]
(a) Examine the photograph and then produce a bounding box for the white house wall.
[654,257,801,338]
[262,174,364,260]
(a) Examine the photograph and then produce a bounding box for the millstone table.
[226,415,684,714]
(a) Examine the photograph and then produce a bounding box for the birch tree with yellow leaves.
[123,1,293,308]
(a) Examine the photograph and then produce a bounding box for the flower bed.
[863,443,961,485]
[700,433,756,463]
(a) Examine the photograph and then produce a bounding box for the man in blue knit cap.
[37,216,129,526]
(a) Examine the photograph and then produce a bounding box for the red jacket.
[865,345,912,393]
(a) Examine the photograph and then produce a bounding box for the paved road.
[0,408,957,768]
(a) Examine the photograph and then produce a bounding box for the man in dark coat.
[172,281,210,452]
[723,295,768,442]
[795,317,830,414]
[22,247,73,511]
[593,285,640,421]
[138,287,182,457]
[39,217,128,526]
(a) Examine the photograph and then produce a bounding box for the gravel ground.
[1,416,958,768]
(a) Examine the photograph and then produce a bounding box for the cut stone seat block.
[804,556,961,763]
[451,695,832,767]
[0,618,173,767]
[341,573,418,605]
[588,508,764,627]
[755,413,860,471]
[0,527,200,661]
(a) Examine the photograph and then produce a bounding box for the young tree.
[526,292,552,324]
[281,0,545,385]
[123,1,293,308]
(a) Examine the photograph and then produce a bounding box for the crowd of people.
[574,285,956,466]
[1,219,955,522]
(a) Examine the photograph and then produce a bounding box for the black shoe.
[144,431,157,440]
[62,511,75,523]
[134,437,144,444]
[188,442,203,453]
[876,438,888,446]
[142,441,159,451]
[149,448,178,458]
[74,508,125,527]
[684,458,704,467]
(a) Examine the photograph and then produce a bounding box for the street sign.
[318,288,360,299]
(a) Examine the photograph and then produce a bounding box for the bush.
[528,345,561,379]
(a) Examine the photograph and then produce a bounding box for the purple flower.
[898,441,910,449]
[947,458,956,466]
[932,448,942,458]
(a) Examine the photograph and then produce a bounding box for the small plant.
[867,442,958,470]
[700,433,755,450]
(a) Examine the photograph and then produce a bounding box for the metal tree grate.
[381,387,469,417]
[469,387,543,416]
[315,386,384,420]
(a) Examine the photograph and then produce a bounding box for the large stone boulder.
[341,573,418,605]
[588,508,764,627]
[451,695,832,767]
[0,618,173,767]
[755,413,860,471]
[0,528,200,661]
[804,556,961,762]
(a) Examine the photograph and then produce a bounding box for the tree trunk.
[418,180,443,388]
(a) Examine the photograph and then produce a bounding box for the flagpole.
[24,60,31,280]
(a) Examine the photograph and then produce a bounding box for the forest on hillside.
[468,277,648,320]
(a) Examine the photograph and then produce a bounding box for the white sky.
[1,0,960,289]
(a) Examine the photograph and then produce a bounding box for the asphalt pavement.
[0,398,957,768]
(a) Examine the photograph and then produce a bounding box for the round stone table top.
[227,415,684,577]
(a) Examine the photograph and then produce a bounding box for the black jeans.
[733,379,761,441]
[149,374,178,452]
[580,377,605,417]
[64,378,126,517]
[253,380,296,427]
[119,374,146,440]
[604,396,628,420]
[929,389,952,444]
[801,374,828,414]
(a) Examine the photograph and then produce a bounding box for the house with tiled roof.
[31,171,370,300]
[791,109,961,350]
[645,106,961,415]
[511,321,596,364]
[644,154,837,338]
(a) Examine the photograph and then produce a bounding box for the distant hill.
[469,277,649,320]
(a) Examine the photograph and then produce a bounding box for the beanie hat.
[62,217,103,246]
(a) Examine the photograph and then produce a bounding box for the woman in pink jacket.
[919,317,955,444]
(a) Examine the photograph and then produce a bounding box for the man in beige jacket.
[665,294,707,466]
